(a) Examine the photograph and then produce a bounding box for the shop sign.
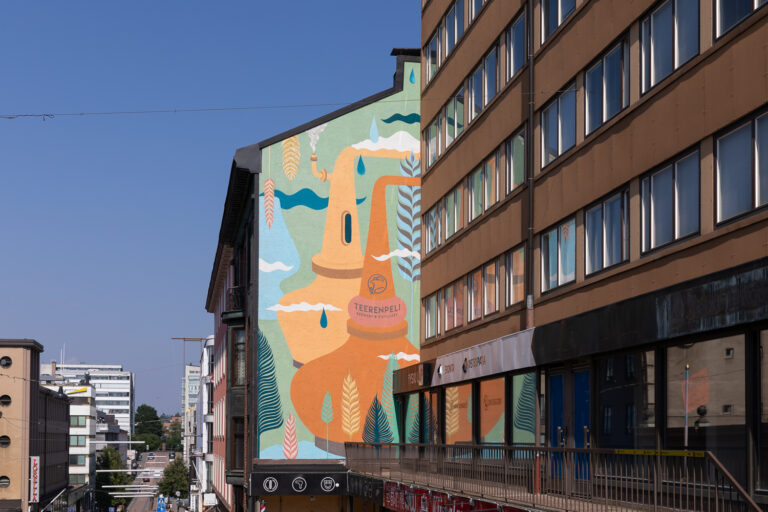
[383,482,525,512]
[433,328,535,385]
[29,456,40,503]
[394,362,431,394]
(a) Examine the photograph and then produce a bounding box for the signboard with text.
[29,456,40,503]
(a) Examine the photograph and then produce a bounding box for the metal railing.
[345,443,762,511]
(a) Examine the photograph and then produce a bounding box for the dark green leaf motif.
[362,395,393,444]
[513,373,537,435]
[257,328,283,436]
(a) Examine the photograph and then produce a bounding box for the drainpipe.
[525,0,535,331]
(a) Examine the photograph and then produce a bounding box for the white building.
[193,336,216,512]
[40,383,97,486]
[182,364,200,414]
[41,362,135,433]
[93,410,129,463]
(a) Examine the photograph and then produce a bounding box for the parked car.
[142,477,150,483]
[169,452,175,460]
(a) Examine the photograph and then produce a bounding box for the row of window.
[70,415,89,427]
[425,246,524,340]
[425,0,466,84]
[426,10,526,168]
[425,130,525,254]
[69,435,90,447]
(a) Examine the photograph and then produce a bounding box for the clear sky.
[0,1,420,414]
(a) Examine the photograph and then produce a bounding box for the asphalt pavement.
[124,451,171,512]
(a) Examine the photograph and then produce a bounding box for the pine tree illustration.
[321,392,333,457]
[380,353,400,442]
[257,329,283,437]
[341,372,360,440]
[397,153,422,346]
[362,395,393,444]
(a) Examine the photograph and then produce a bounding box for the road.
[125,451,171,512]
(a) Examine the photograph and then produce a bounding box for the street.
[124,451,170,512]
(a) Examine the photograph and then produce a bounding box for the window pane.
[480,378,505,443]
[470,168,483,220]
[586,205,603,274]
[675,152,700,237]
[559,219,575,284]
[757,115,768,206]
[472,65,483,119]
[484,154,497,210]
[651,1,674,86]
[544,0,558,40]
[429,36,438,79]
[542,229,558,291]
[642,177,651,252]
[667,336,746,486]
[641,19,651,93]
[484,261,497,314]
[512,372,537,443]
[446,384,473,444]
[542,103,558,166]
[428,120,438,166]
[509,246,525,304]
[426,294,437,338]
[717,123,752,222]
[485,48,497,104]
[470,270,482,320]
[652,166,674,247]
[445,285,455,331]
[445,103,455,147]
[509,132,525,190]
[559,86,576,153]
[456,0,465,40]
[511,14,526,77]
[455,279,465,327]
[585,62,603,134]
[445,193,455,238]
[446,7,456,54]
[456,88,465,136]
[717,0,752,36]
[604,45,624,121]
[561,0,576,22]
[677,0,699,66]
[455,186,464,231]
[604,194,623,267]
[472,0,482,19]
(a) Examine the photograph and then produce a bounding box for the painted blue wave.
[381,113,421,125]
[259,188,366,210]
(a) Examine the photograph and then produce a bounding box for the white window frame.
[716,0,767,38]
[506,245,526,306]
[585,191,629,275]
[541,83,576,168]
[507,128,526,193]
[540,217,576,292]
[507,10,527,81]
[541,0,576,43]
[483,260,499,315]
[585,40,629,135]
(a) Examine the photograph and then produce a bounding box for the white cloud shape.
[259,258,294,273]
[267,302,342,313]
[377,352,421,362]
[372,249,421,262]
[352,131,420,153]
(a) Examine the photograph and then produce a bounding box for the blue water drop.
[356,156,366,176]
[320,308,328,328]
[409,69,415,84]
[369,117,379,143]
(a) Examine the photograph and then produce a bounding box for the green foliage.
[362,395,393,444]
[135,404,162,437]
[405,395,420,444]
[257,329,283,436]
[95,446,132,509]
[134,433,161,453]
[158,458,189,499]
[380,353,399,442]
[513,373,537,436]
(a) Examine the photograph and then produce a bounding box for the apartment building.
[42,363,135,434]
[183,365,201,416]
[193,337,216,512]
[0,340,70,512]
[355,0,768,509]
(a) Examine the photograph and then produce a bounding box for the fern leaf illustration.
[257,329,283,436]
[396,153,422,282]
[321,392,333,424]
[264,178,275,229]
[282,413,298,459]
[362,395,393,444]
[405,395,420,443]
[341,372,360,439]
[380,353,399,441]
[445,386,459,437]
[513,373,537,436]
[281,136,300,182]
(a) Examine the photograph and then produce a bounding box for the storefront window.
[667,335,746,485]
[423,390,441,444]
[404,393,420,443]
[512,372,537,444]
[759,331,768,489]
[480,378,505,443]
[445,383,473,444]
[597,350,655,448]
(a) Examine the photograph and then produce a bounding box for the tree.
[158,458,189,499]
[134,433,161,453]
[164,420,182,452]
[95,446,132,510]
[135,404,162,437]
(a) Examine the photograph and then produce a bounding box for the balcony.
[345,443,761,512]
[222,286,246,323]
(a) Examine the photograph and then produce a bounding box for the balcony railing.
[345,443,761,512]
[225,286,246,312]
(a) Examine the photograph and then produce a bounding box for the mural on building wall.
[257,61,421,458]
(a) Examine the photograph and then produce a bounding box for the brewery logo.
[320,477,336,492]
[367,273,387,295]
[262,477,278,493]
[291,476,307,493]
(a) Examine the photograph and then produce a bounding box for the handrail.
[704,451,762,511]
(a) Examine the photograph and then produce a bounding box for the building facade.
[193,337,216,512]
[41,363,135,434]
[206,49,421,511]
[93,410,128,463]
[0,340,70,512]
[364,0,768,509]
[183,365,201,417]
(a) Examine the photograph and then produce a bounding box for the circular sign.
[291,476,307,493]
[262,477,278,493]
[367,274,387,295]
[320,477,336,493]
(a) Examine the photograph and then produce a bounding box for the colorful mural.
[257,60,421,458]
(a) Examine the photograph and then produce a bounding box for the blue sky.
[0,1,420,414]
